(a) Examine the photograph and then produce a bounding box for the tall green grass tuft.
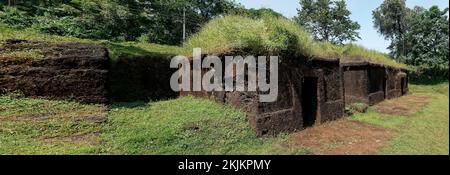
[340,44,406,68]
[311,42,407,68]
[102,96,284,154]
[182,15,314,57]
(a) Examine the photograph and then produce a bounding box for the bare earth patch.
[0,106,108,123]
[0,114,51,122]
[374,95,432,116]
[287,119,397,155]
[40,132,102,145]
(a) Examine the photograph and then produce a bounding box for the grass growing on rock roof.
[182,15,314,57]
[312,42,407,68]
[182,15,406,68]
[1,15,406,68]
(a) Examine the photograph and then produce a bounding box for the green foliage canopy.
[0,0,238,45]
[373,0,449,78]
[403,6,449,69]
[294,0,361,44]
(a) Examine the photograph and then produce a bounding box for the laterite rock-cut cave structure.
[182,55,409,136]
[0,38,409,136]
[0,15,410,136]
[181,54,345,136]
[175,16,409,135]
[109,53,178,102]
[0,39,178,103]
[0,39,109,103]
[341,59,408,106]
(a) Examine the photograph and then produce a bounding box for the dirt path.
[374,94,432,116]
[41,132,102,145]
[286,94,434,155]
[286,119,397,155]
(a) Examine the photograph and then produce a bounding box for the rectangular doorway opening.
[401,77,406,95]
[383,77,387,99]
[301,77,318,128]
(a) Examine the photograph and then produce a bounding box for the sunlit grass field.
[0,81,448,155]
[350,82,449,154]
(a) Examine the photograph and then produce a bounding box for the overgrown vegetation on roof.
[1,14,406,68]
[182,15,314,57]
[0,23,181,61]
[182,15,406,68]
[312,42,407,68]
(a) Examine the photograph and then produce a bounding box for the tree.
[294,0,360,44]
[230,7,285,19]
[373,1,449,79]
[372,0,410,58]
[0,0,239,45]
[137,0,238,45]
[404,6,449,69]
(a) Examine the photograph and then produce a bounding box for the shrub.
[409,65,449,82]
[0,6,34,28]
[32,12,78,36]
[345,103,369,115]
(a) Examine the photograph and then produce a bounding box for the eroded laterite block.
[0,39,109,103]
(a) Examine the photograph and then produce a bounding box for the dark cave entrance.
[301,77,318,128]
[401,77,406,95]
[383,77,387,99]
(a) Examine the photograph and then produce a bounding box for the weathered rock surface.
[0,39,108,103]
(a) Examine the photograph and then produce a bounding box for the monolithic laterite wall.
[342,63,386,106]
[0,39,180,103]
[386,67,408,99]
[0,40,108,103]
[250,57,344,136]
[342,62,409,107]
[182,56,344,136]
[109,55,178,102]
[342,63,370,105]
[368,65,386,105]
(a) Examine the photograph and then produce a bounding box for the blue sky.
[234,0,449,53]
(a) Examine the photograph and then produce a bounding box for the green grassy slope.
[350,82,449,155]
[102,96,287,155]
[0,93,107,154]
[0,95,292,155]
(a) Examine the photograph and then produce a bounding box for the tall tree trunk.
[396,18,405,57]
